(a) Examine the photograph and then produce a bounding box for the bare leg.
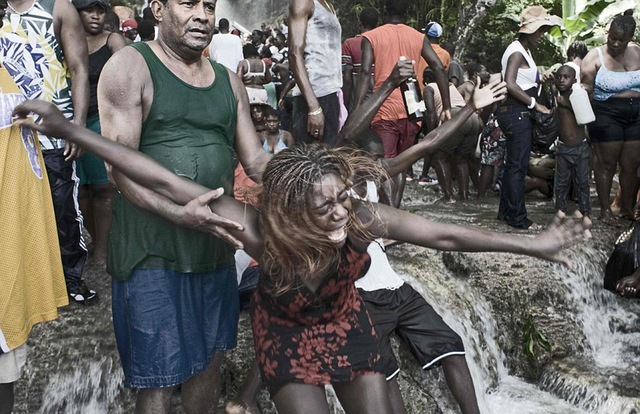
[135,387,175,414]
[434,151,455,202]
[441,355,480,414]
[618,141,640,219]
[386,377,406,414]
[593,142,623,225]
[333,374,392,414]
[421,153,434,178]
[182,350,224,414]
[0,382,14,414]
[391,172,405,209]
[226,359,262,414]
[478,165,494,198]
[467,157,480,190]
[88,184,114,267]
[453,155,470,201]
[272,383,330,414]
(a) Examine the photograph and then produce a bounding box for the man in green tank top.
[96,0,270,411]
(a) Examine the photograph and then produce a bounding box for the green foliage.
[549,0,616,55]
[522,313,551,365]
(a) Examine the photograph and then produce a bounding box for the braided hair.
[257,143,386,295]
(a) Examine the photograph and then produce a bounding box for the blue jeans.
[496,104,533,229]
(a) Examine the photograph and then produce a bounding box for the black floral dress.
[250,240,385,394]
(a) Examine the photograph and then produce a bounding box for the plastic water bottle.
[569,83,595,125]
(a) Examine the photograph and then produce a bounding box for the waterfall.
[387,241,640,414]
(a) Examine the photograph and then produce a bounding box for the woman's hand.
[534,102,551,114]
[529,211,591,267]
[13,99,75,139]
[307,105,324,140]
[470,76,507,111]
[616,272,640,297]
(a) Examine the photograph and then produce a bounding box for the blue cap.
[427,22,443,38]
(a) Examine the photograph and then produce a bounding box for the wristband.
[527,97,536,110]
[308,107,323,116]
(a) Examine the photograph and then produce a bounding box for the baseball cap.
[73,0,109,10]
[122,19,138,32]
[427,22,443,38]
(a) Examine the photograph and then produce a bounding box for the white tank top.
[501,41,539,91]
[349,181,405,291]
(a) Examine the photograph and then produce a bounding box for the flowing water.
[387,194,640,414]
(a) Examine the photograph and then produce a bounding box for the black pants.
[555,140,591,214]
[496,104,534,228]
[43,149,87,289]
[292,92,340,147]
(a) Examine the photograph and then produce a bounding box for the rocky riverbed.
[12,180,640,413]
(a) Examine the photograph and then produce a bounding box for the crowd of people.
[0,0,637,413]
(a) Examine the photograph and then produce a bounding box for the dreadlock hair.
[257,143,387,296]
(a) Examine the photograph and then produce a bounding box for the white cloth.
[0,343,27,383]
[349,181,405,291]
[208,33,244,72]
[501,41,539,91]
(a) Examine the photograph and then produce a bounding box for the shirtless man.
[96,0,269,411]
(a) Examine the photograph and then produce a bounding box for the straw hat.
[517,6,562,34]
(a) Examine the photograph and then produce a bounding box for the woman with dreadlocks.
[14,80,588,413]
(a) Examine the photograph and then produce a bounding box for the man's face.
[124,28,137,41]
[0,0,7,28]
[555,67,575,92]
[478,65,491,85]
[252,30,262,44]
[156,0,216,52]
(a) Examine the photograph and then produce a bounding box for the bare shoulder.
[100,46,149,99]
[289,0,313,18]
[225,66,246,103]
[107,32,128,54]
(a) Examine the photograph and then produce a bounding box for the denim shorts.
[589,98,640,143]
[112,265,239,388]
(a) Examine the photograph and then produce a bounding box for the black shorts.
[359,284,465,380]
[588,98,640,143]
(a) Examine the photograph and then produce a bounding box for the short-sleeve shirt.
[342,35,363,74]
[416,43,450,88]
[363,24,425,123]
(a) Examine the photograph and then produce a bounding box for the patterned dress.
[251,240,385,394]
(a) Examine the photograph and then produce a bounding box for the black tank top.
[87,36,112,115]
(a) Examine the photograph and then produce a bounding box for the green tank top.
[108,42,237,281]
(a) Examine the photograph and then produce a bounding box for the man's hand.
[307,106,324,140]
[389,59,415,87]
[179,188,246,249]
[470,76,507,111]
[64,141,84,161]
[439,108,452,123]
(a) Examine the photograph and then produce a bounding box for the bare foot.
[436,196,456,205]
[600,210,623,228]
[225,401,261,414]
[582,216,593,239]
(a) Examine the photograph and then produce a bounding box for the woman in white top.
[496,6,560,230]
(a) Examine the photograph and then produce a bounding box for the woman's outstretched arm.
[13,100,263,256]
[358,202,588,267]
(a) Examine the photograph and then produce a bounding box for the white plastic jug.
[569,84,596,125]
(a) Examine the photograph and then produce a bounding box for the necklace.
[7,0,38,16]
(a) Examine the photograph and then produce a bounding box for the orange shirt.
[417,43,450,87]
[363,24,425,123]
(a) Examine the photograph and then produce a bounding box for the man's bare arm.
[353,37,374,109]
[421,36,451,121]
[98,48,245,247]
[227,69,272,181]
[54,0,89,160]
